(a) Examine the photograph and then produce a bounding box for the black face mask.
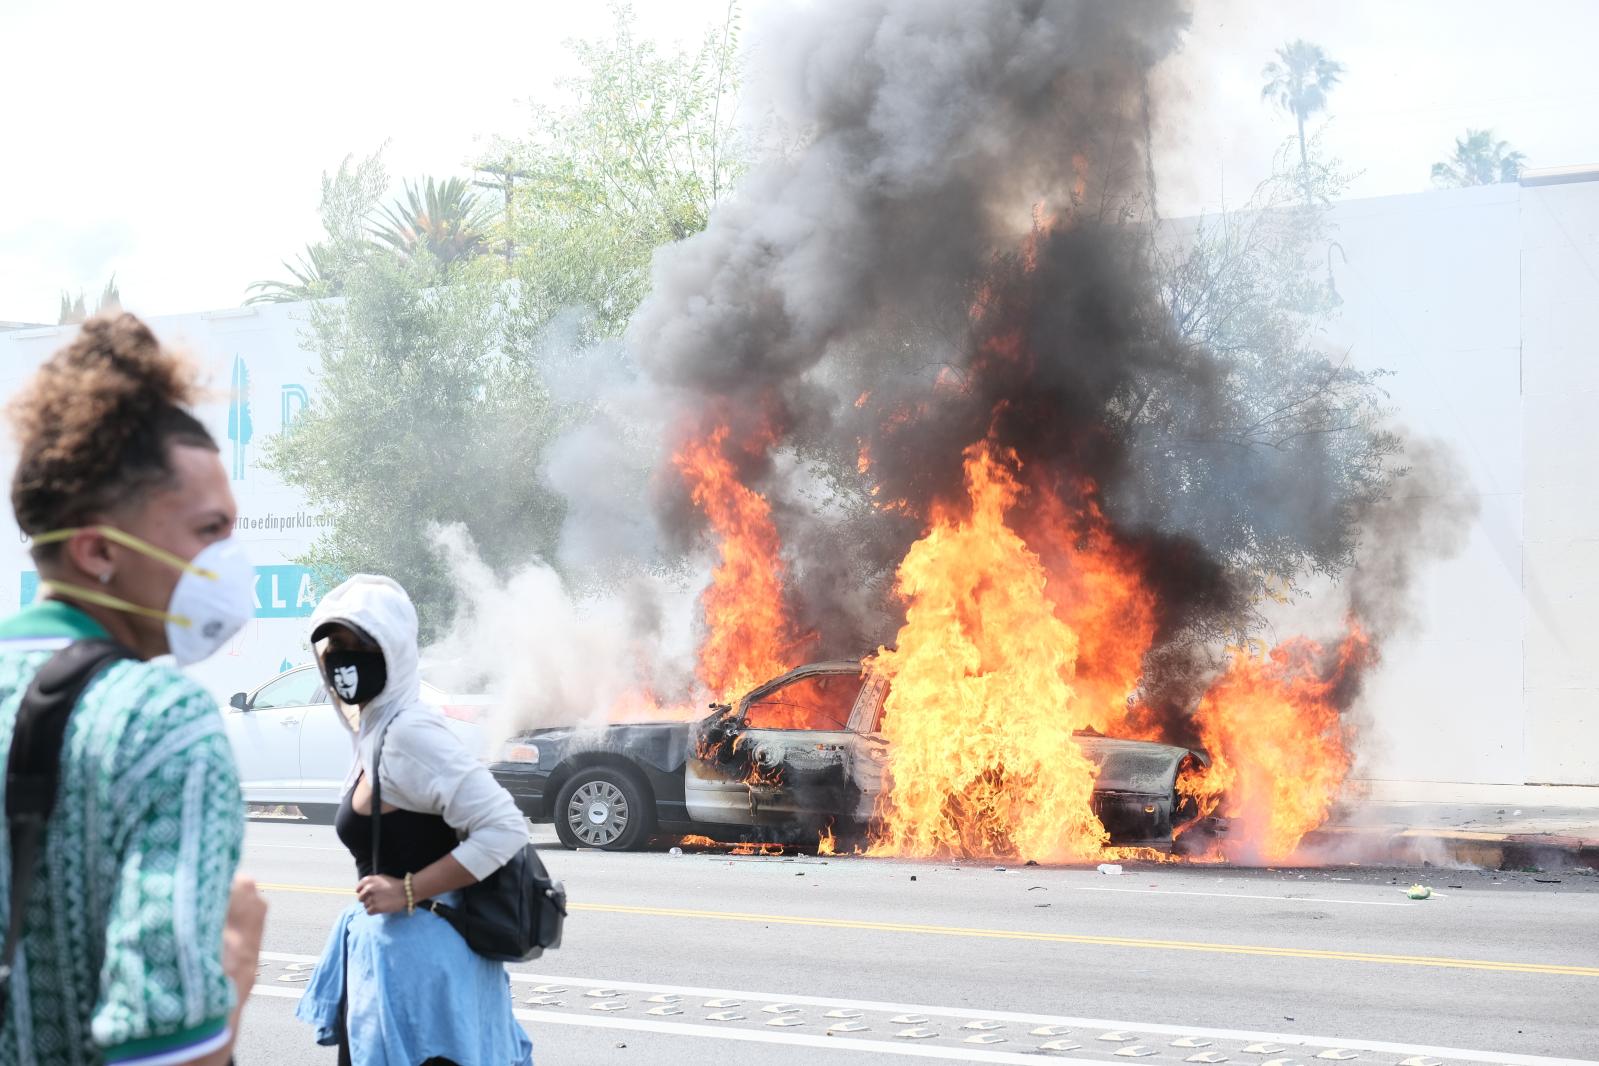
[321,649,388,706]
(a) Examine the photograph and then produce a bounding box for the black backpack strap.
[368,714,396,876]
[0,639,133,989]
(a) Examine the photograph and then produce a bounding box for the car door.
[685,666,868,827]
[223,666,325,803]
[424,682,489,761]
[297,681,356,806]
[846,668,891,823]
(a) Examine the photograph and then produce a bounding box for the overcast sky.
[2,0,1593,322]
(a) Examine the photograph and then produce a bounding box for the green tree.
[1431,128,1526,187]
[1150,140,1399,634]
[1260,39,1345,170]
[482,0,745,341]
[262,5,744,637]
[264,157,567,639]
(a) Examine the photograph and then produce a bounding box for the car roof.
[258,662,445,698]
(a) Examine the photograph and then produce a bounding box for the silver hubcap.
[567,779,630,847]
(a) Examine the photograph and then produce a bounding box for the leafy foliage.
[247,154,390,304]
[264,4,745,638]
[264,157,570,638]
[480,0,745,341]
[1148,142,1399,627]
[1431,129,1526,187]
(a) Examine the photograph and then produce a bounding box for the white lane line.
[253,986,310,1001]
[251,984,1089,1063]
[1051,884,1415,907]
[522,1009,1082,1062]
[253,953,1596,1066]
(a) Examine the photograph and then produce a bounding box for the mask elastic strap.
[31,526,220,581]
[38,579,192,630]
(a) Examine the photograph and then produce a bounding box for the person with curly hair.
[0,313,267,1065]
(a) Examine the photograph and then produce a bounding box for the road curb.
[1308,825,1599,871]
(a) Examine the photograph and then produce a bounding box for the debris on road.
[1099,863,1124,875]
[1407,884,1433,899]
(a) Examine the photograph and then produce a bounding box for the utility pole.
[474,157,533,265]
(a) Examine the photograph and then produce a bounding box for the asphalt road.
[234,819,1598,1066]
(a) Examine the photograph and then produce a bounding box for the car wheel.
[554,767,655,851]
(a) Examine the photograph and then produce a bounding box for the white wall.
[1520,181,1599,785]
[1320,179,1598,786]
[0,303,324,702]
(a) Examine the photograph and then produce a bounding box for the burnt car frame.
[490,660,1210,853]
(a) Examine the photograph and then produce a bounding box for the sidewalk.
[1310,781,1599,871]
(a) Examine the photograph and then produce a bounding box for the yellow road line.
[254,883,1597,978]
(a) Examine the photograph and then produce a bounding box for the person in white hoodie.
[293,575,533,1066]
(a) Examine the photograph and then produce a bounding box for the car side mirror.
[228,692,249,711]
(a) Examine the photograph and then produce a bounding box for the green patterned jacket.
[0,601,243,1066]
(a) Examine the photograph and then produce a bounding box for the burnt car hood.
[1076,735,1203,795]
[517,720,688,742]
[512,720,693,776]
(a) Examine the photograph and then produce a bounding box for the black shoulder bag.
[370,715,565,962]
[0,640,133,1022]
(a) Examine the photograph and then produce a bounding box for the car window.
[251,668,326,710]
[743,672,863,731]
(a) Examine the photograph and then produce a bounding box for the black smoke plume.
[546,0,1467,725]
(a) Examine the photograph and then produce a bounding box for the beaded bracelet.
[403,872,415,915]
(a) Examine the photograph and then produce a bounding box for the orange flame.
[1026,481,1160,739]
[605,686,701,723]
[817,826,837,856]
[674,424,809,702]
[868,440,1108,862]
[1181,627,1373,862]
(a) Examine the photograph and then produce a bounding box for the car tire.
[554,766,655,851]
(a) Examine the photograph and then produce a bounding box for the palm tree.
[1431,129,1526,187]
[1260,39,1345,168]
[246,243,346,305]
[57,274,122,324]
[371,177,495,269]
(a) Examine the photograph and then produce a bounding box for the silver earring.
[99,571,113,585]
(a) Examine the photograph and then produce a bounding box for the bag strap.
[0,639,132,988]
[368,714,396,876]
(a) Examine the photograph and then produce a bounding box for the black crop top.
[334,784,460,880]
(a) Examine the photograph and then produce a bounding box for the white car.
[222,663,490,815]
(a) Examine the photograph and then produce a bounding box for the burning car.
[490,660,1211,853]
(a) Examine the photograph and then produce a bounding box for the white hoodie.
[311,574,527,881]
